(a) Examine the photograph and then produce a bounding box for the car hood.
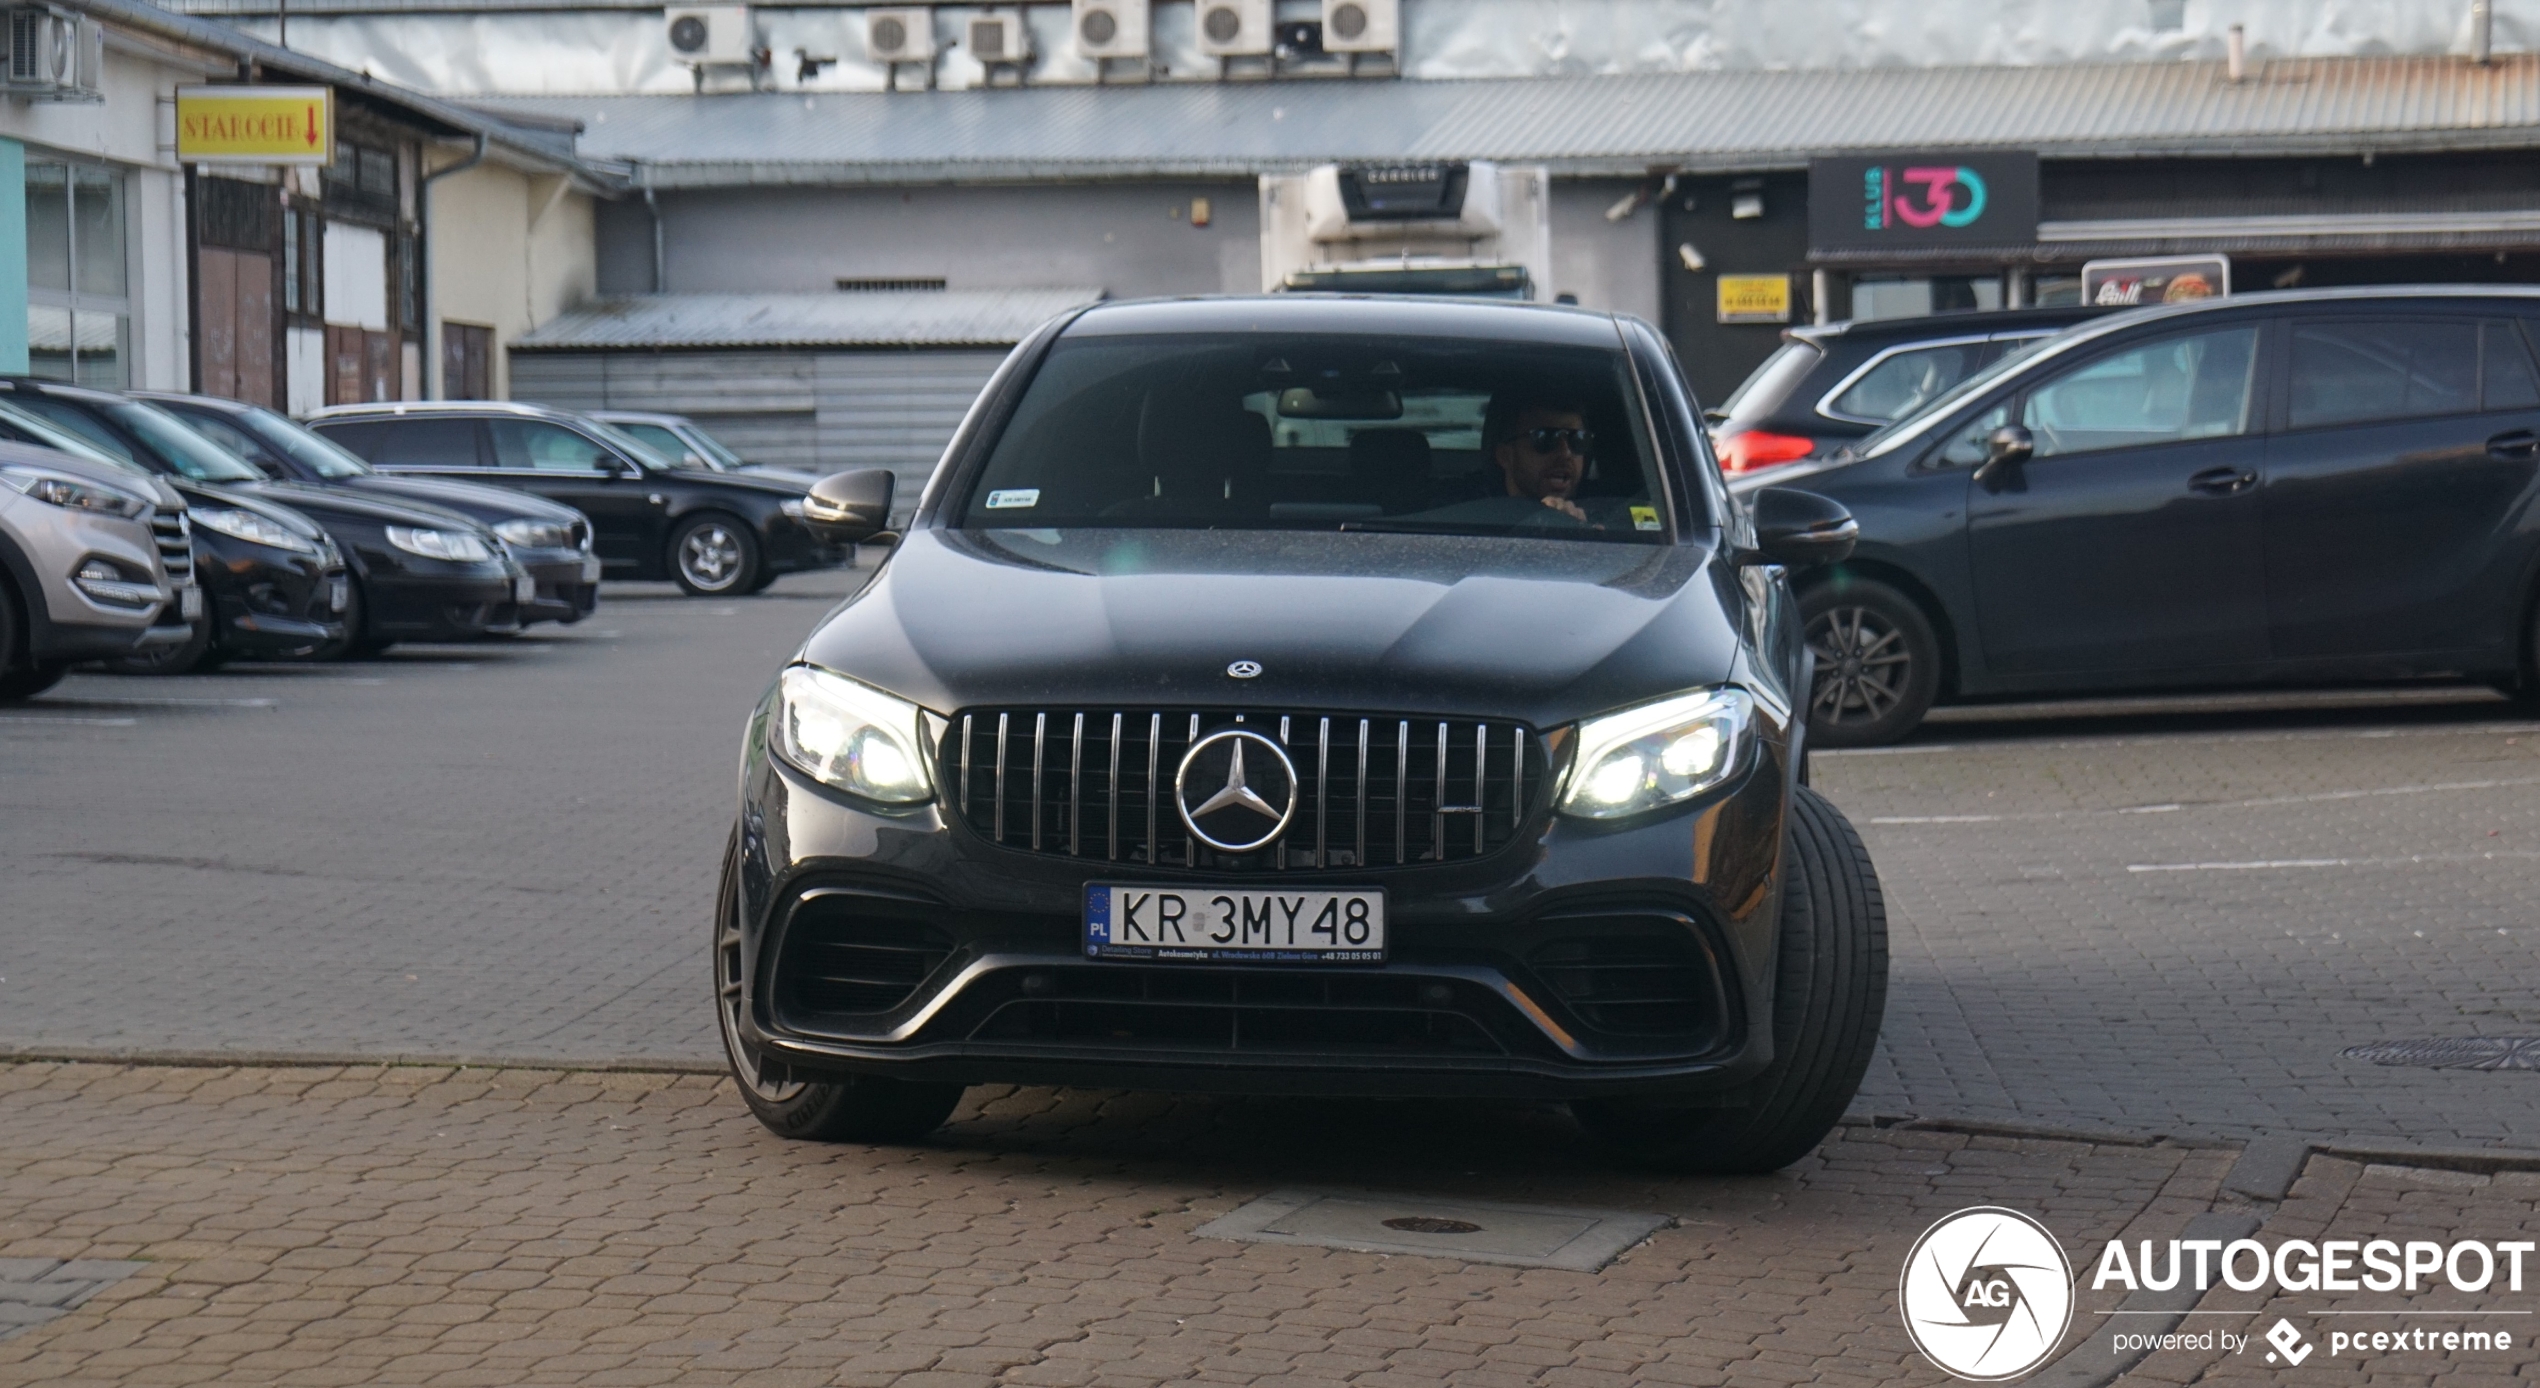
[171,481,330,541]
[337,474,584,525]
[239,479,485,532]
[668,466,806,497]
[800,528,1746,729]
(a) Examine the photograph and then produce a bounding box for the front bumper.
[366,567,527,642]
[762,517,853,576]
[516,550,601,626]
[200,538,347,658]
[730,729,1794,1101]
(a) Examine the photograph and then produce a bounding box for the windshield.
[584,419,678,470]
[683,423,747,469]
[230,406,374,479]
[958,333,1674,542]
[103,402,268,482]
[1712,340,1821,424]
[1857,334,2058,458]
[0,398,141,471]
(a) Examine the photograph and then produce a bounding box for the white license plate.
[178,584,202,621]
[514,575,537,603]
[329,578,348,613]
[1084,885,1386,963]
[580,557,602,583]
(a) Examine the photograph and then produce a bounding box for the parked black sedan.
[0,385,345,671]
[1736,285,2540,746]
[0,381,523,662]
[716,295,1886,1174]
[1708,305,2098,477]
[139,393,600,629]
[307,401,852,596]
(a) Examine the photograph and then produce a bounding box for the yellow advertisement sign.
[175,86,334,165]
[1717,274,1794,324]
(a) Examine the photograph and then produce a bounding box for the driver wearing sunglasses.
[1488,396,1598,523]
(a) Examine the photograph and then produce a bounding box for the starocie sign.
[175,86,335,166]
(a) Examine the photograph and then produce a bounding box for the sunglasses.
[1521,426,1594,455]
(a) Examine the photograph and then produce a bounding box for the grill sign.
[176,86,334,165]
[1808,152,2039,251]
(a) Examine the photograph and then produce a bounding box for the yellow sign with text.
[175,86,334,165]
[1716,273,1794,324]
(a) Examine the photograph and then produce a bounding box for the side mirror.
[1741,487,1858,569]
[1972,425,2033,486]
[598,452,642,478]
[802,468,894,543]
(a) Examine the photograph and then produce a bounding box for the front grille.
[938,708,1547,871]
[971,967,1506,1056]
[778,895,958,1015]
[150,510,192,584]
[1527,921,1714,1038]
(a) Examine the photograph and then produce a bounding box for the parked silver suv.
[0,441,196,701]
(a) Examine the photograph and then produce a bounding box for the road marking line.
[1862,776,2540,826]
[1821,721,2540,757]
[1869,814,2003,824]
[0,715,137,726]
[2130,850,2540,873]
[47,696,276,708]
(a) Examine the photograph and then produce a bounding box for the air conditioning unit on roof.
[866,6,934,63]
[1320,0,1395,53]
[664,6,755,66]
[1194,0,1272,56]
[966,9,1032,66]
[2,6,101,101]
[1072,0,1148,60]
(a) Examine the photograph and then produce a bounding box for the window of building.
[1849,273,2003,322]
[26,160,131,388]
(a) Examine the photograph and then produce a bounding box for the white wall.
[426,156,596,398]
[1549,178,1662,323]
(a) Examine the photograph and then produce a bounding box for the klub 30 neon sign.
[1863,166,1989,231]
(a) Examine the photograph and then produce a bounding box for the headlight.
[0,464,148,518]
[770,665,935,805]
[1559,687,1753,820]
[385,525,495,563]
[195,506,320,554]
[492,518,573,549]
[778,498,807,519]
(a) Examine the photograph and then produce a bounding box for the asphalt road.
[3,562,2534,1150]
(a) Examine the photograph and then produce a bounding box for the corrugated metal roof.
[512,290,1102,349]
[477,54,2540,186]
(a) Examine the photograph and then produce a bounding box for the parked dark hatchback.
[307,401,851,595]
[720,296,1888,1174]
[1739,286,2540,746]
[1709,306,2099,477]
[0,381,347,670]
[140,393,601,629]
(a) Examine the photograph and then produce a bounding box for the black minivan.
[1741,286,2540,745]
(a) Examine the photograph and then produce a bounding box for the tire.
[0,659,68,703]
[712,827,965,1143]
[745,567,781,595]
[102,616,214,676]
[1800,577,1942,748]
[1573,785,1889,1174]
[670,515,762,597]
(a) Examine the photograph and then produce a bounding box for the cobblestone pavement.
[1,1065,2533,1388]
[4,560,2538,1146]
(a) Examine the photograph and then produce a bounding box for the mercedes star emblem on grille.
[1174,728,1299,853]
[1226,660,1262,679]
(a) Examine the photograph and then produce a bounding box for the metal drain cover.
[2344,1037,2540,1071]
[1196,1188,1670,1271]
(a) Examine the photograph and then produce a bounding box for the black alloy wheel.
[1571,784,1889,1173]
[1800,578,1942,748]
[671,514,762,597]
[713,827,967,1143]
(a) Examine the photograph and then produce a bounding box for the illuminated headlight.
[1559,687,1753,820]
[0,464,148,518]
[386,525,495,563]
[778,498,807,519]
[770,664,935,805]
[195,506,320,554]
[492,518,574,549]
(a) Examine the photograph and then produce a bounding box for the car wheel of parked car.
[1800,578,1941,748]
[1572,784,1888,1174]
[671,515,761,596]
[102,617,215,677]
[713,828,966,1142]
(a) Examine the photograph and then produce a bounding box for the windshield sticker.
[985,489,1041,510]
[1631,505,1662,531]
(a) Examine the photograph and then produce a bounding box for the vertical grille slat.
[940,707,1544,873]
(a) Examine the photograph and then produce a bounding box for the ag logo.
[1899,1207,2074,1381]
